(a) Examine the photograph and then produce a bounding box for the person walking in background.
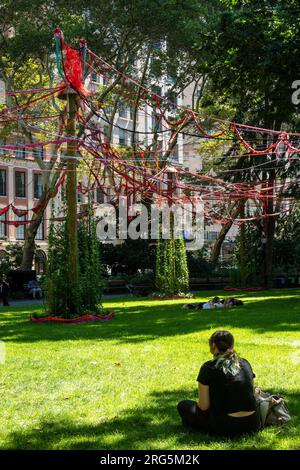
[0,275,10,307]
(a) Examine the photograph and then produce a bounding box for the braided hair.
[209,330,241,376]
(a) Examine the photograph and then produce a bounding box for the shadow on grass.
[2,388,299,450]
[0,289,300,344]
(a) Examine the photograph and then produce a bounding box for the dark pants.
[177,400,261,438]
[2,294,9,306]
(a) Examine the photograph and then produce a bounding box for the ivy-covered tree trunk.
[78,205,103,313]
[44,211,70,316]
[155,215,189,296]
[174,238,189,293]
[44,201,102,317]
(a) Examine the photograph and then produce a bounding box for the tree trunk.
[20,210,44,270]
[209,201,243,264]
[21,232,36,271]
[20,171,63,271]
[264,216,275,288]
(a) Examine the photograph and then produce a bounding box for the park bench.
[126,284,152,296]
[22,282,43,299]
[7,269,43,300]
[189,277,230,291]
[103,279,131,295]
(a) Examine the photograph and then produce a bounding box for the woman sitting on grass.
[177,330,261,438]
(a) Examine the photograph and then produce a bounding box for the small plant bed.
[30,311,115,323]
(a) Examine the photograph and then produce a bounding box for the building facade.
[0,139,50,273]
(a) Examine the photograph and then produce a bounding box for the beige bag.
[255,387,291,427]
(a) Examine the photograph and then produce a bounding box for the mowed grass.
[0,289,300,450]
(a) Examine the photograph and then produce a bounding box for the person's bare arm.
[197,383,210,411]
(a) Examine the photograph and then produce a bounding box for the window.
[104,105,112,115]
[172,144,179,162]
[35,146,44,160]
[0,213,6,238]
[204,231,218,241]
[34,174,43,199]
[36,220,44,240]
[16,140,25,159]
[0,169,6,196]
[96,188,104,204]
[91,71,97,82]
[16,215,25,240]
[152,112,162,132]
[103,125,109,138]
[129,106,134,121]
[167,91,177,111]
[118,102,127,118]
[35,249,46,274]
[119,128,126,146]
[0,138,5,155]
[15,171,26,198]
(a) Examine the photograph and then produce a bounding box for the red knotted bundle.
[63,45,91,96]
[54,28,92,97]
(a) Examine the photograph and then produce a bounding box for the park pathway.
[0,293,130,310]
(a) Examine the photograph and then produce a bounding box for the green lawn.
[0,289,299,450]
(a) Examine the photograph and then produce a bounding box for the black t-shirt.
[197,357,257,416]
